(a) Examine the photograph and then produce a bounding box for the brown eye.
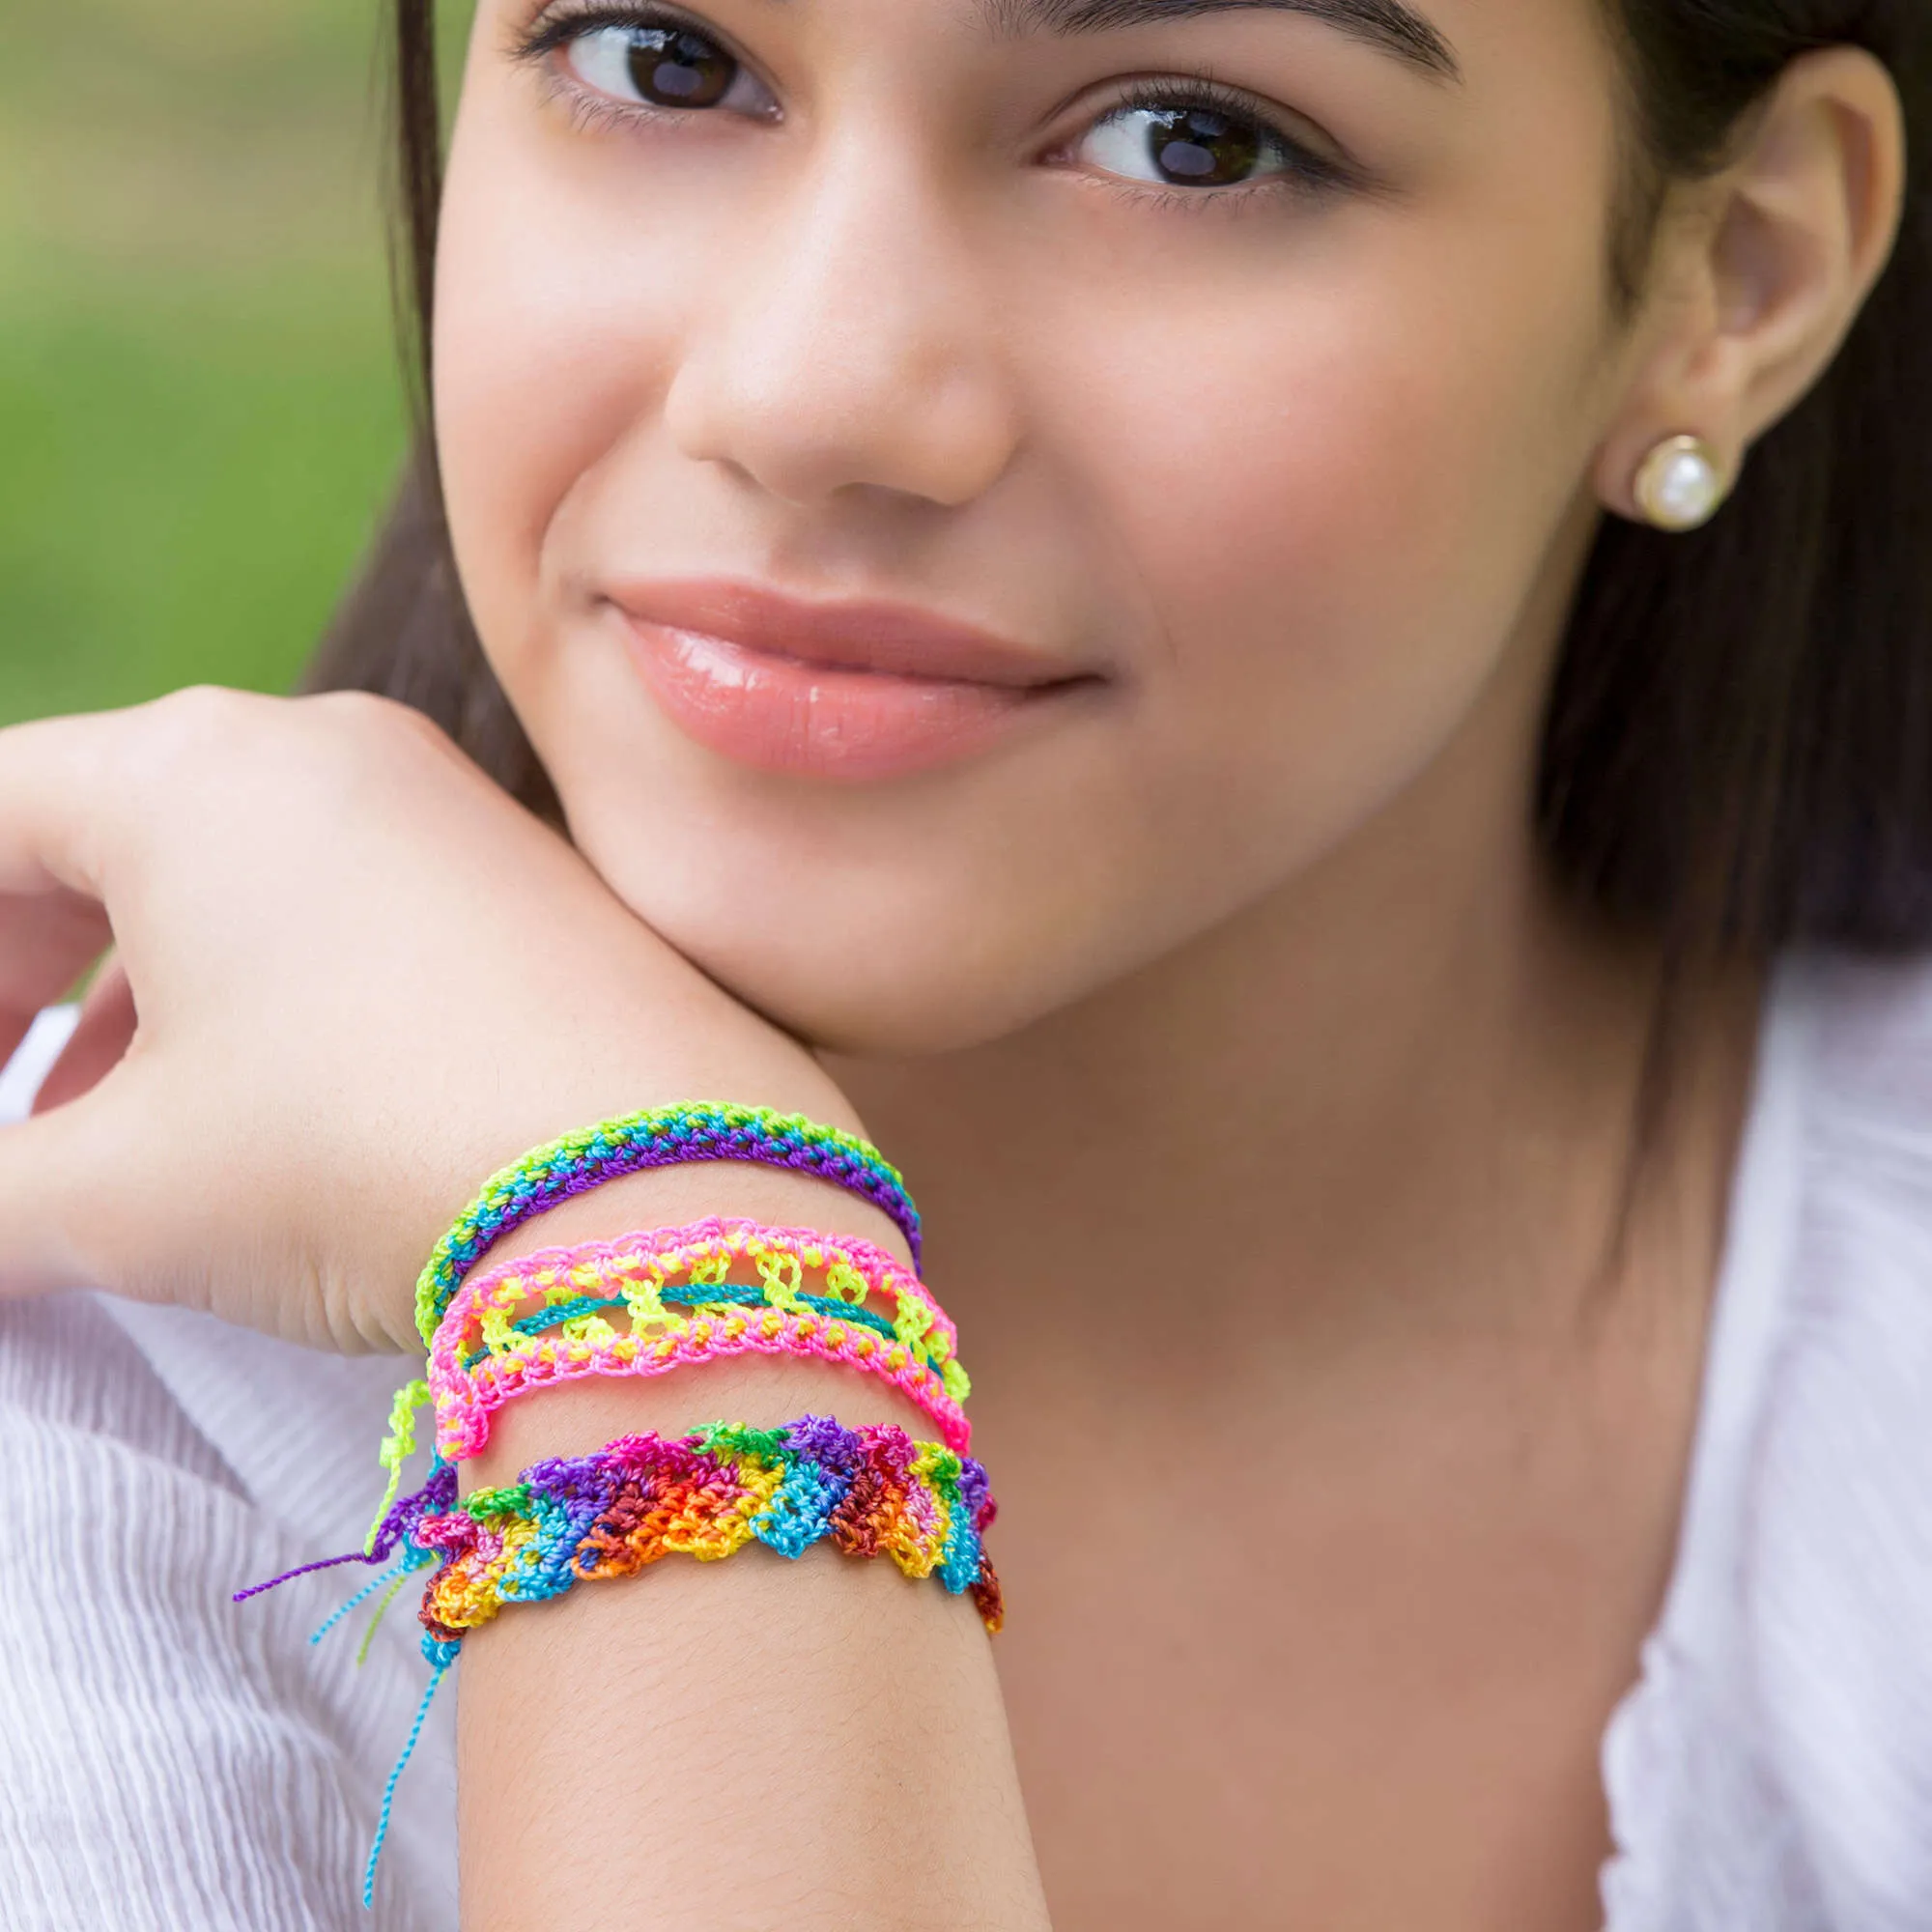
[569,23,743,111]
[1148,110,1263,185]
[628,27,734,105]
[1080,102,1289,191]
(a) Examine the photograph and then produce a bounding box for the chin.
[669,915,1094,1060]
[574,833,1126,1058]
[553,773,1161,1061]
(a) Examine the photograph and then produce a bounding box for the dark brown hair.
[310,0,1932,957]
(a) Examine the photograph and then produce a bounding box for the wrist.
[418,1107,928,1479]
[484,1159,915,1274]
[466,1189,935,1487]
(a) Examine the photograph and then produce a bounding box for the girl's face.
[437,0,1643,1052]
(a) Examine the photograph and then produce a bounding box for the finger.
[0,711,128,1071]
[34,958,137,1116]
[0,1048,220,1312]
[0,1087,125,1295]
[0,888,113,1071]
[0,710,123,901]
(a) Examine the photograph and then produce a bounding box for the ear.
[1595,46,1906,525]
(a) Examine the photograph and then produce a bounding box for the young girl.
[0,0,1926,1925]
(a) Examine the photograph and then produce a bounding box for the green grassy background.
[0,1,459,725]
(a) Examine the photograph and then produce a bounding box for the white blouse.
[1601,955,1932,1930]
[2,953,1929,1929]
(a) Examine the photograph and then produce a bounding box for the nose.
[663,144,1022,511]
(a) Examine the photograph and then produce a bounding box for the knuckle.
[305,690,454,760]
[122,685,270,780]
[143,682,254,733]
[95,689,468,856]
[147,682,259,723]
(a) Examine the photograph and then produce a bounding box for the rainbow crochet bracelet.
[430,1217,973,1463]
[404,1415,1003,1648]
[242,1416,1001,1906]
[413,1102,923,1349]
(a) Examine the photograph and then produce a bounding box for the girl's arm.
[459,1339,1045,1930]
[0,692,1050,1929]
[450,1169,1050,1931]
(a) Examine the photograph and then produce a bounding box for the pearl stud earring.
[1633,435,1728,532]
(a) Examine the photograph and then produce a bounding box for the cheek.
[1049,217,1611,860]
[432,112,691,682]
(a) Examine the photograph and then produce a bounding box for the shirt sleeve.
[0,1015,457,1932]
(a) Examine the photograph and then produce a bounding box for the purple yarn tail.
[235,1463,455,1605]
[233,1549,382,1605]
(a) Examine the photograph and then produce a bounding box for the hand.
[0,689,1050,1932]
[0,688,872,1352]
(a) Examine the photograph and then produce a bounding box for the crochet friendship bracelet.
[241,1416,1002,1907]
[428,1219,973,1463]
[413,1103,923,1348]
[410,1416,1003,1647]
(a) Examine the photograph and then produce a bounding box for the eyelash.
[512,2,1360,208]
[1094,75,1358,207]
[514,2,710,71]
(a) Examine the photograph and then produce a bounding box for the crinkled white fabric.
[1599,955,1932,1931]
[2,958,1930,1929]
[0,1009,458,1931]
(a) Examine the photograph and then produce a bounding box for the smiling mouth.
[610,580,1103,782]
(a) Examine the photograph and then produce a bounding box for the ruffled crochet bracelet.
[242,1416,1000,1905]
[430,1217,972,1462]
[405,1415,1002,1649]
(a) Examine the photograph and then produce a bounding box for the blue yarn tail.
[309,1563,407,1648]
[362,1649,455,1911]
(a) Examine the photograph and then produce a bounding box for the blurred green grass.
[0,0,462,725]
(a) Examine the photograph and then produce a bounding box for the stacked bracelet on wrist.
[413,1100,923,1349]
[238,1104,995,1910]
[403,1415,1002,1653]
[429,1216,971,1463]
[370,1102,929,1531]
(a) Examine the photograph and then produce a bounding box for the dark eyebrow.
[979,0,1460,82]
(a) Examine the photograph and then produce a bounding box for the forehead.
[487,0,1623,116]
[492,0,1459,71]
[975,0,1457,77]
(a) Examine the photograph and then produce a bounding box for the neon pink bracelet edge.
[426,1215,971,1461]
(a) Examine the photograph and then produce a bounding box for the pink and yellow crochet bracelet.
[428,1216,972,1463]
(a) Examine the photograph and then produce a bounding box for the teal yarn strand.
[362,1646,455,1911]
[309,1562,408,1648]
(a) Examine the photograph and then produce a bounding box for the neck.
[830,611,1755,1356]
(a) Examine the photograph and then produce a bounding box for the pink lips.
[612,581,1094,781]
